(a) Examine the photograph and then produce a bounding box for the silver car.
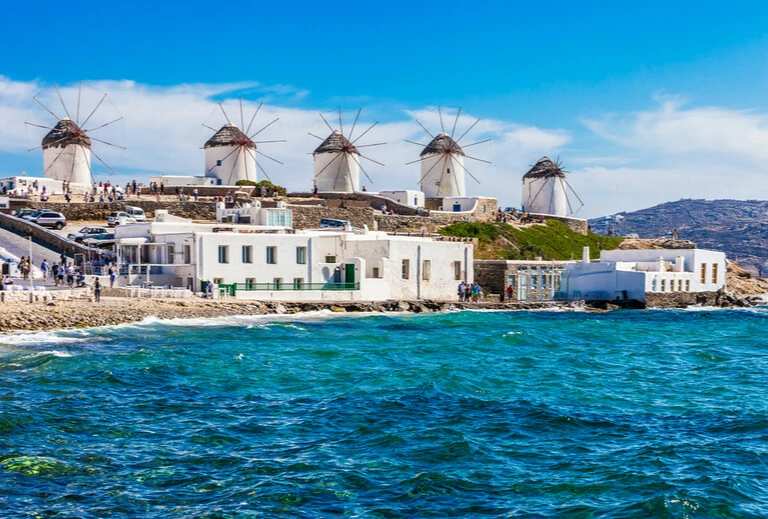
[23,211,67,230]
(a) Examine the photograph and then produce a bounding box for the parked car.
[320,218,352,229]
[23,210,67,229]
[13,208,37,218]
[67,226,110,243]
[107,211,138,227]
[125,205,147,222]
[82,233,116,249]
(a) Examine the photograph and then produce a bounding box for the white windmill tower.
[26,83,125,192]
[203,99,285,185]
[521,157,584,216]
[310,108,385,193]
[406,107,490,198]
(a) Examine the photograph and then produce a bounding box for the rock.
[329,306,346,312]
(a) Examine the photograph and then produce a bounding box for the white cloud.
[0,76,571,206]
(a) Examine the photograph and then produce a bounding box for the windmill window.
[216,160,223,167]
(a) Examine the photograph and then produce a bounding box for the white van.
[125,206,147,222]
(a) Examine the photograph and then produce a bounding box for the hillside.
[439,221,624,261]
[589,199,768,274]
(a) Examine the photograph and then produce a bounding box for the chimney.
[582,246,590,264]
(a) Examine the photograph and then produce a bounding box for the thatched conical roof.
[204,123,256,149]
[42,118,91,150]
[314,130,359,155]
[523,156,566,179]
[420,133,465,157]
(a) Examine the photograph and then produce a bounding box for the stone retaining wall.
[529,213,589,235]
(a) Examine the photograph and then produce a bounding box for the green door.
[345,264,356,285]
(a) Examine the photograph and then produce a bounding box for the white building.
[521,157,569,216]
[558,247,727,302]
[204,123,258,185]
[42,118,92,191]
[113,208,472,302]
[313,131,360,193]
[148,175,219,188]
[0,176,67,196]
[420,133,466,198]
[379,190,425,209]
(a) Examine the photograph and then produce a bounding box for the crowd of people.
[457,281,484,302]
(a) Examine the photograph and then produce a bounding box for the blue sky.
[2,0,768,217]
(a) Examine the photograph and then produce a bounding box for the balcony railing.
[208,281,360,295]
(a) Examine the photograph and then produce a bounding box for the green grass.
[439,220,624,260]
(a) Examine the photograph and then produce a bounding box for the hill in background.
[589,199,768,274]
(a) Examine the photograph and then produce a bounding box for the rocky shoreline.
[0,298,565,333]
[0,290,764,334]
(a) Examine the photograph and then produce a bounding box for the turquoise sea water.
[1,309,768,518]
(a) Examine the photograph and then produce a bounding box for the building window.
[167,245,174,263]
[266,247,277,264]
[242,245,253,264]
[453,261,461,280]
[216,160,222,166]
[296,247,307,264]
[273,277,282,289]
[372,267,380,278]
[325,255,336,263]
[661,279,666,292]
[213,278,223,285]
[402,259,410,279]
[685,280,691,291]
[293,277,304,289]
[245,277,256,289]
[267,210,292,227]
[712,263,718,284]
[700,264,707,284]
[218,245,228,264]
[184,244,191,264]
[422,260,431,281]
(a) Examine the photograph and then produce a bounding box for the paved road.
[0,225,65,281]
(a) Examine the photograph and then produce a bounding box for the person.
[93,278,101,302]
[193,188,199,201]
[160,182,165,195]
[65,191,71,203]
[108,263,116,288]
[19,257,29,280]
[313,185,318,198]
[205,280,214,299]
[1,259,10,278]
[57,263,65,286]
[457,281,466,302]
[673,229,679,240]
[362,186,367,192]
[40,259,49,281]
[506,284,514,302]
[76,269,86,287]
[66,263,75,288]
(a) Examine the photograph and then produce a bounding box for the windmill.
[405,107,491,198]
[25,82,125,191]
[202,98,286,185]
[521,156,584,216]
[309,108,385,193]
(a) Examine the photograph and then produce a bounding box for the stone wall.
[529,213,589,235]
[15,201,219,221]
[289,205,376,230]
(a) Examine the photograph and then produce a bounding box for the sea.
[1,308,767,518]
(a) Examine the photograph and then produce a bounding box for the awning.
[117,237,148,245]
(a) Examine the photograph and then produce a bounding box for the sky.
[1,0,768,218]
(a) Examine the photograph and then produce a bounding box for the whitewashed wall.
[43,144,91,186]
[205,145,257,185]
[521,177,568,216]
[314,152,360,193]
[420,153,466,198]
